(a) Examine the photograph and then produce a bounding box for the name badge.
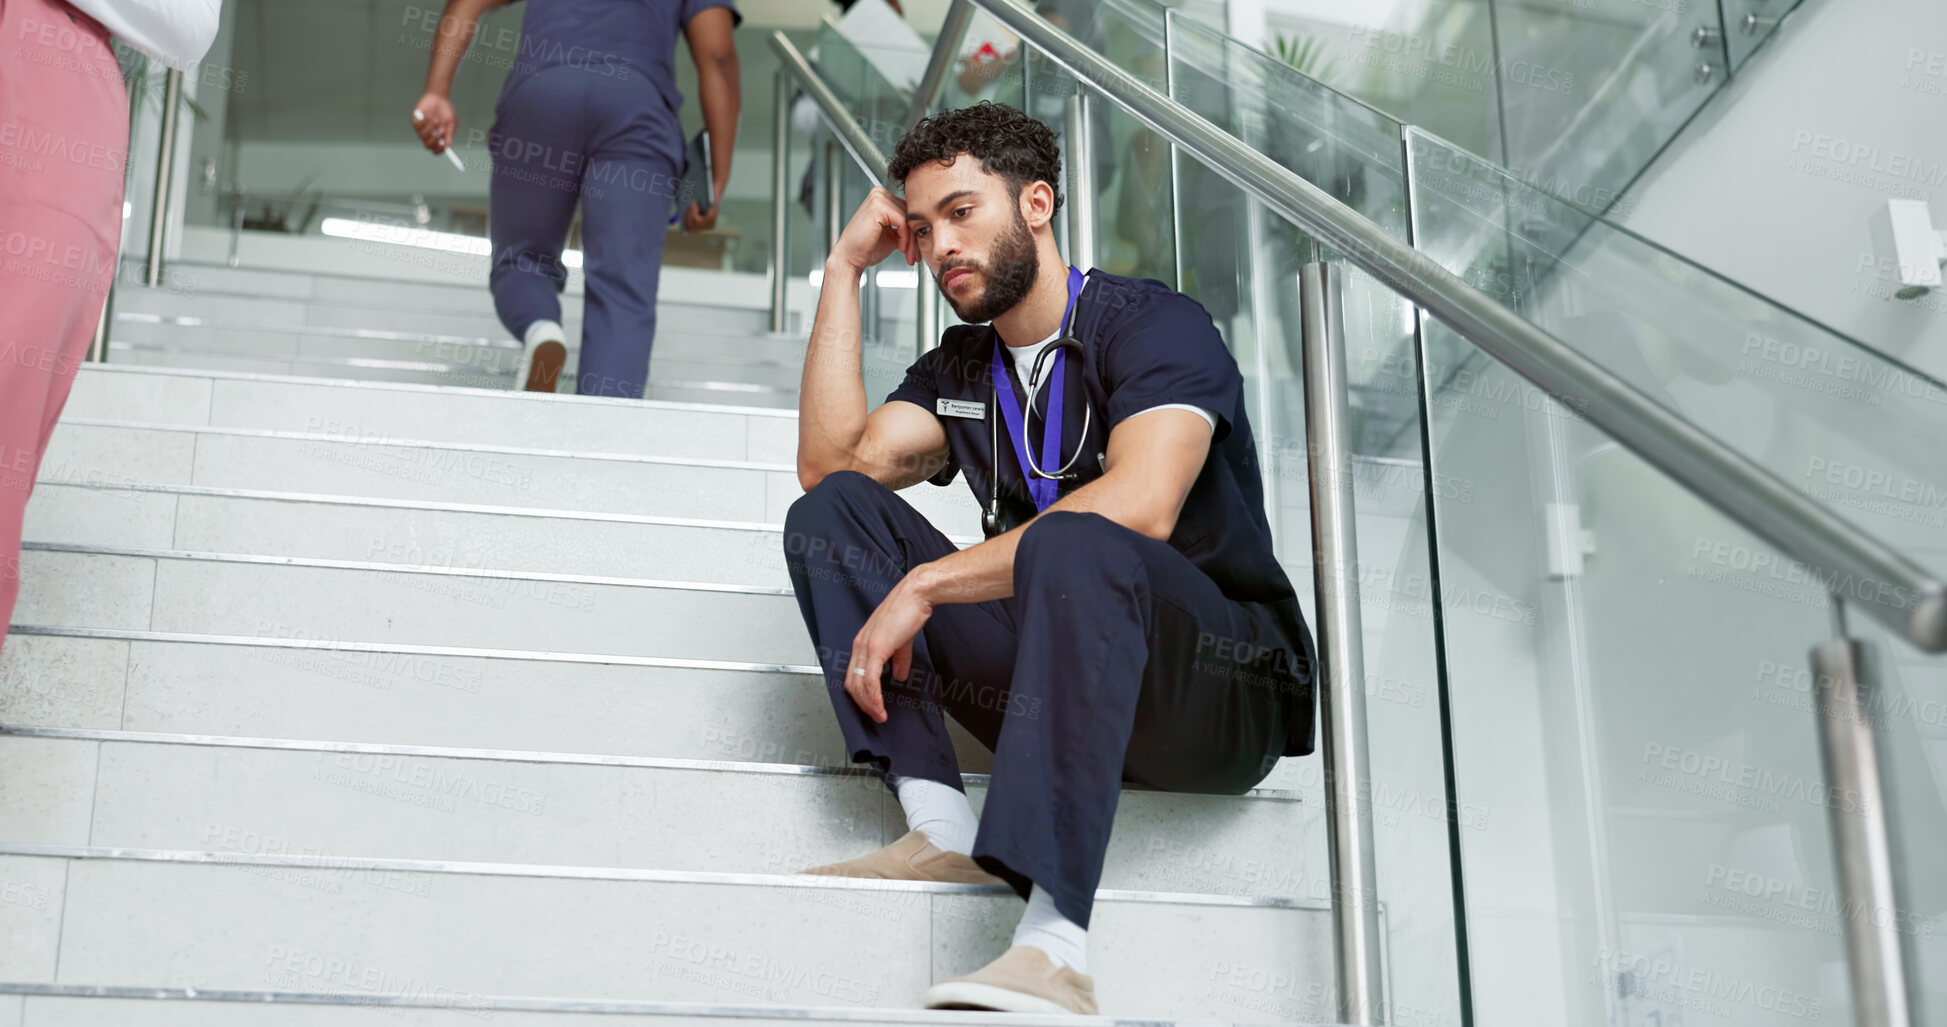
[936,398,985,420]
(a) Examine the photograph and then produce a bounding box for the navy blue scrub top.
[500,0,742,146]
[886,270,1317,756]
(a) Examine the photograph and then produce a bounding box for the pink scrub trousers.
[0,0,127,651]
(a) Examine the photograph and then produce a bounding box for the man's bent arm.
[906,408,1212,606]
[798,255,872,489]
[796,254,949,492]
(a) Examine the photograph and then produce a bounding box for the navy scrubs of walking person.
[786,103,1317,1015]
[411,0,741,397]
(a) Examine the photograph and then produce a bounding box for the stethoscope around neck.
[980,270,1100,538]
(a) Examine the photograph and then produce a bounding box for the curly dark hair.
[888,102,1064,215]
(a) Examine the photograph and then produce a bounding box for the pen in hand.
[412,109,467,172]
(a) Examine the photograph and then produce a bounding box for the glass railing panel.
[808,22,1007,411]
[781,98,825,338]
[1720,0,1802,72]
[1315,255,1468,1027]
[1164,15,1410,241]
[1161,14,1465,1025]
[1491,0,1727,231]
[814,21,902,114]
[1406,128,1947,586]
[811,24,920,374]
[1422,323,1860,1025]
[824,144,912,411]
[107,43,224,367]
[1166,14,1422,456]
[937,4,1027,113]
[1087,0,1178,287]
[112,44,164,285]
[1269,0,1506,165]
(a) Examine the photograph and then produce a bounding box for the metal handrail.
[905,0,975,131]
[951,0,1946,653]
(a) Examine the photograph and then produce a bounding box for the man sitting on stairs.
[783,102,1317,1016]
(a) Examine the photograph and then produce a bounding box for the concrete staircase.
[0,267,1341,1026]
[105,259,803,406]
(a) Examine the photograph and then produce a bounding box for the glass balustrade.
[1163,14,1465,1027]
[798,4,1943,1024]
[1405,128,1947,587]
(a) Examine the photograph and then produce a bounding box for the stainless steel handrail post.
[1244,201,1282,558]
[143,69,183,288]
[1162,11,1187,294]
[228,195,245,268]
[906,0,975,130]
[1063,93,1096,270]
[1811,599,1915,1027]
[1300,261,1384,1025]
[824,140,844,254]
[770,70,792,334]
[915,265,938,357]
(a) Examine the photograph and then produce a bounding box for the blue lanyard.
[990,267,1083,513]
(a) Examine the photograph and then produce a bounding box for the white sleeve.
[1127,403,1217,431]
[68,0,220,71]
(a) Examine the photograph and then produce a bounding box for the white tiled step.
[23,484,816,589]
[103,345,805,410]
[124,260,772,332]
[0,630,1316,795]
[0,632,891,774]
[111,295,823,369]
[122,260,555,314]
[108,324,811,392]
[64,364,802,459]
[0,986,1302,1026]
[13,548,808,667]
[39,419,983,536]
[44,419,779,522]
[61,364,926,470]
[0,733,1315,899]
[0,851,1334,1020]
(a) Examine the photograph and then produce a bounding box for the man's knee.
[1016,511,1137,581]
[783,470,889,546]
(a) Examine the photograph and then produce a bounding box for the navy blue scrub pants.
[488,66,679,399]
[783,471,1293,929]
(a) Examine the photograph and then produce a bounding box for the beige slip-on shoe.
[798,830,1006,885]
[922,945,1099,1014]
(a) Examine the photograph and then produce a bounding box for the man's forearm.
[797,258,869,485]
[423,0,491,95]
[694,53,739,202]
[908,468,1158,606]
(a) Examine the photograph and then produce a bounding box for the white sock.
[523,319,565,346]
[1011,885,1088,974]
[891,775,978,856]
